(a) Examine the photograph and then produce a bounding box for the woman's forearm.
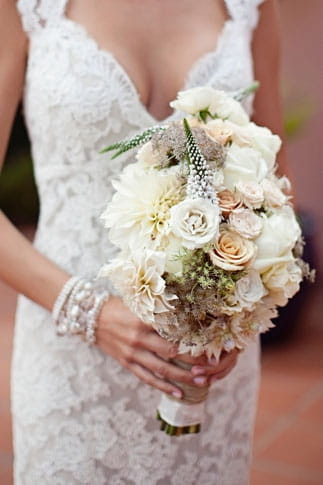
[0,211,69,310]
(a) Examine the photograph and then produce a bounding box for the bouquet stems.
[157,359,209,436]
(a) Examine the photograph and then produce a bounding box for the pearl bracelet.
[52,276,109,345]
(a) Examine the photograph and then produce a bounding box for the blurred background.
[0,1,322,483]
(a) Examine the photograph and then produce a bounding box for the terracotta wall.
[280,0,323,272]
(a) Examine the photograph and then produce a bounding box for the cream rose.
[235,180,264,209]
[229,208,263,239]
[223,143,269,190]
[206,119,251,146]
[170,198,220,250]
[136,141,160,167]
[262,261,303,306]
[252,206,301,272]
[262,179,287,207]
[234,270,267,310]
[208,227,256,271]
[170,87,249,125]
[218,189,243,216]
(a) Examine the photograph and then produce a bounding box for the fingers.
[132,349,199,386]
[191,349,240,380]
[125,361,183,398]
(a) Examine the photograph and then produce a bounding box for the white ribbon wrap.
[157,393,206,427]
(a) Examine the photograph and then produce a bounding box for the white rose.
[170,198,220,249]
[262,261,303,306]
[223,143,269,190]
[252,206,301,272]
[208,227,257,271]
[262,178,288,207]
[170,87,249,125]
[229,208,263,239]
[99,250,176,324]
[235,181,264,209]
[238,122,282,169]
[234,270,267,311]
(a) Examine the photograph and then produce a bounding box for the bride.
[0,1,287,483]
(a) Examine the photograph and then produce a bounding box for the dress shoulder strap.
[16,0,68,36]
[224,0,266,30]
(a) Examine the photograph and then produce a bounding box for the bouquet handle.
[157,358,209,436]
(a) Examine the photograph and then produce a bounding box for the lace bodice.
[12,1,264,483]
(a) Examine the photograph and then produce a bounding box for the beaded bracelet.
[52,276,109,345]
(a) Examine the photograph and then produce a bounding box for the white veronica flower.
[99,250,176,324]
[252,205,301,272]
[170,87,249,125]
[223,143,269,190]
[101,168,184,250]
[169,198,220,250]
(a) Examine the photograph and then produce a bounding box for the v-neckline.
[60,6,233,124]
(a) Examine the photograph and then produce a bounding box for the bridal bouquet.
[99,84,313,435]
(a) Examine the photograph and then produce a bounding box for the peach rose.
[218,189,243,216]
[208,227,256,271]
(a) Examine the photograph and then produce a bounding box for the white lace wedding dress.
[12,1,264,483]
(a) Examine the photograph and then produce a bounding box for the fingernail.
[191,366,207,376]
[172,390,182,399]
[193,376,207,386]
[210,375,218,384]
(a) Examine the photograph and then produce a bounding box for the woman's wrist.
[52,276,109,345]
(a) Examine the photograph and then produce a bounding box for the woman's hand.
[97,296,240,397]
[180,350,240,385]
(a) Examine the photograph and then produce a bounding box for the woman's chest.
[24,18,254,134]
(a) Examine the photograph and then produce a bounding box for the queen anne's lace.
[13,0,265,483]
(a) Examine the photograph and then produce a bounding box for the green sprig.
[100,125,166,159]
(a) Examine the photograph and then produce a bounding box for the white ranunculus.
[234,270,267,311]
[262,178,287,207]
[169,198,220,250]
[238,122,282,169]
[170,87,249,125]
[252,206,301,272]
[235,180,264,209]
[208,226,257,271]
[99,250,176,324]
[101,168,184,250]
[229,208,263,239]
[262,261,303,306]
[223,143,269,190]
